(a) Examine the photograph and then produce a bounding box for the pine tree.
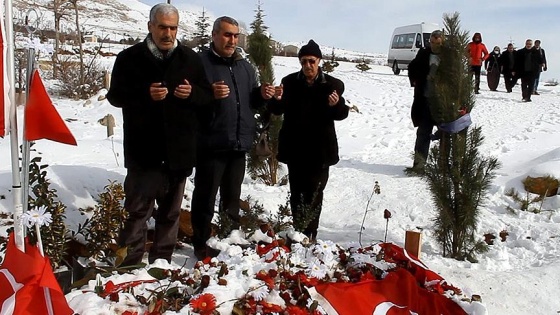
[423,12,500,262]
[355,57,371,72]
[193,8,211,53]
[321,47,339,74]
[246,0,283,186]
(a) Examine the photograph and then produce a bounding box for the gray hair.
[149,3,179,23]
[212,16,239,33]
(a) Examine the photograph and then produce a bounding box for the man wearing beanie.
[268,39,349,241]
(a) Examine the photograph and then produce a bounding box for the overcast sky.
[141,0,559,81]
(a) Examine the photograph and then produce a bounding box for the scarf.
[146,34,178,60]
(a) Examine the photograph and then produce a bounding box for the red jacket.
[467,42,489,66]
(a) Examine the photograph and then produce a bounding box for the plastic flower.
[21,206,52,228]
[189,293,217,315]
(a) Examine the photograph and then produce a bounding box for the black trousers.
[503,71,516,92]
[414,118,434,167]
[287,162,330,240]
[118,167,188,265]
[191,150,246,250]
[470,65,482,92]
[520,72,536,100]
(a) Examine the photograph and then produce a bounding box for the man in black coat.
[532,40,547,95]
[107,3,213,266]
[514,39,543,102]
[405,30,443,175]
[190,16,275,259]
[499,43,517,93]
[268,40,349,241]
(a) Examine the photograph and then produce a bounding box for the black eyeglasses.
[300,58,317,65]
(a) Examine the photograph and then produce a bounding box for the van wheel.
[392,61,401,75]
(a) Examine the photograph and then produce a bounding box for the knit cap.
[298,40,322,59]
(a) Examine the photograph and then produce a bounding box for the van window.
[423,33,431,48]
[392,33,416,49]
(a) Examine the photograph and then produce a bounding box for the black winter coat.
[407,47,434,127]
[514,48,543,76]
[107,41,213,171]
[268,70,349,167]
[197,48,264,152]
[498,50,516,73]
[484,51,501,71]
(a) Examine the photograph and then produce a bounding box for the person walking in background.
[499,43,517,93]
[405,30,443,175]
[514,39,543,102]
[190,16,276,260]
[106,3,213,266]
[267,40,349,241]
[485,45,501,91]
[532,40,547,95]
[466,32,489,94]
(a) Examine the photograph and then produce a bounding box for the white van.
[387,22,440,75]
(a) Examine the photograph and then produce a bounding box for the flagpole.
[5,0,25,251]
[22,49,34,217]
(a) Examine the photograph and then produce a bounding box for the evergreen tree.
[193,8,211,53]
[423,12,500,261]
[321,47,339,74]
[246,0,283,186]
[355,57,371,72]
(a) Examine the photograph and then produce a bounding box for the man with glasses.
[268,39,349,241]
[514,39,543,102]
[107,3,213,266]
[191,16,276,260]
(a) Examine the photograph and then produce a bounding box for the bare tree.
[48,0,73,79]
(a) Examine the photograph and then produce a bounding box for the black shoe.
[526,98,532,102]
[533,91,540,95]
[507,89,512,93]
[194,246,220,261]
[475,91,480,94]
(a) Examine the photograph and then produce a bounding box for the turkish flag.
[0,232,74,315]
[0,11,11,138]
[24,70,77,145]
[310,268,467,315]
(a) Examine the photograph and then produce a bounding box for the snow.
[1,55,560,314]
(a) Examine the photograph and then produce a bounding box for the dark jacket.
[498,49,516,73]
[484,51,501,71]
[107,41,213,171]
[407,47,434,127]
[536,48,547,72]
[197,47,264,152]
[268,70,349,166]
[514,47,543,76]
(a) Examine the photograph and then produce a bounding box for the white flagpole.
[5,0,25,251]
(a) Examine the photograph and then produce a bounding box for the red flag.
[1,11,11,138]
[310,268,467,315]
[0,233,74,315]
[24,70,77,145]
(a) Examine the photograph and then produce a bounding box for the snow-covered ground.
[1,56,560,314]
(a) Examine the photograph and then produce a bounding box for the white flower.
[21,206,52,228]
[307,259,328,279]
[249,283,270,301]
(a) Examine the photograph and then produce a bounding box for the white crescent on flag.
[372,302,419,315]
[0,269,24,315]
